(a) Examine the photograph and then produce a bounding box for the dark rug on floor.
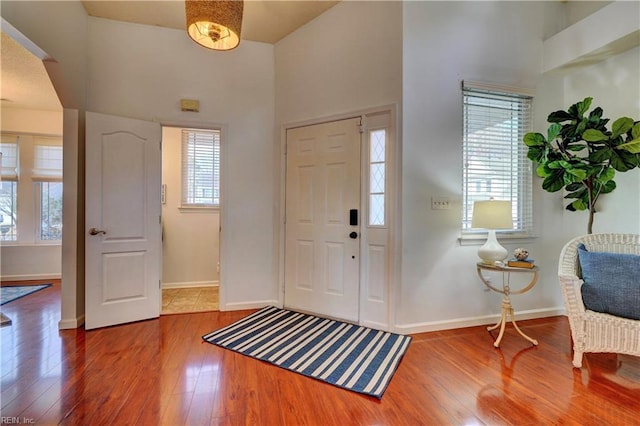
[0,284,51,306]
[203,305,412,399]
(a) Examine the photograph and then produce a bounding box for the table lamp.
[472,200,513,264]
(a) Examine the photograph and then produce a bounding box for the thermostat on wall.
[180,99,199,112]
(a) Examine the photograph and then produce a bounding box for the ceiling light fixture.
[185,0,243,51]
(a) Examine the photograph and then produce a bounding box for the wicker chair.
[558,233,640,368]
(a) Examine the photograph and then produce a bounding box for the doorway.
[283,109,396,329]
[160,126,221,314]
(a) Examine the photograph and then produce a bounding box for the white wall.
[1,109,63,135]
[161,126,220,288]
[86,17,276,309]
[1,108,63,280]
[400,1,571,331]
[275,1,402,124]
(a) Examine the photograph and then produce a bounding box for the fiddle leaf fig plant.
[523,97,640,234]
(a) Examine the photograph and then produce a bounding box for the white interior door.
[85,112,162,330]
[284,117,361,322]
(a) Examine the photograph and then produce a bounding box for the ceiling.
[82,0,339,45]
[1,0,339,112]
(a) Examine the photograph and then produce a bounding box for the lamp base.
[478,229,508,264]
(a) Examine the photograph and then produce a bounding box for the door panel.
[85,112,161,330]
[284,118,361,322]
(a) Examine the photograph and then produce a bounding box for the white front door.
[284,118,361,322]
[85,112,162,330]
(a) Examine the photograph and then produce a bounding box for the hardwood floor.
[1,280,639,425]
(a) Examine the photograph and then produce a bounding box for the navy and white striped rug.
[203,306,411,399]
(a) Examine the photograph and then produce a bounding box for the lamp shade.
[472,200,513,264]
[472,200,513,230]
[186,0,243,51]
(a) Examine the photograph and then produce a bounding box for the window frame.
[461,81,534,240]
[33,140,63,242]
[0,138,20,242]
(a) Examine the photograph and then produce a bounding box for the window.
[33,142,63,240]
[369,129,386,226]
[462,83,533,235]
[0,139,19,241]
[0,134,62,243]
[181,129,220,207]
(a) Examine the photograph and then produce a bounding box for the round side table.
[476,262,539,348]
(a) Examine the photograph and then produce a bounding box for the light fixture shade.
[472,200,513,264]
[472,200,513,230]
[186,0,243,51]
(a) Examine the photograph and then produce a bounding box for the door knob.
[349,231,358,239]
[89,227,106,236]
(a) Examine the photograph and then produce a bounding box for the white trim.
[58,314,85,330]
[393,307,566,335]
[0,242,62,247]
[1,273,61,281]
[177,206,219,213]
[161,280,219,289]
[361,320,389,331]
[219,300,280,312]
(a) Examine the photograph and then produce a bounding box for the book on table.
[507,259,535,268]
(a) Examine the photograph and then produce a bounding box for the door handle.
[89,227,106,236]
[349,231,358,239]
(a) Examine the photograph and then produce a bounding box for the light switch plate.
[431,197,451,210]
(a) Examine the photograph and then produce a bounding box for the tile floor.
[161,286,219,314]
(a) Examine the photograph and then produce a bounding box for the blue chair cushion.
[577,243,640,320]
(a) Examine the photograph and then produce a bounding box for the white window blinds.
[462,84,533,234]
[0,138,19,181]
[181,129,220,207]
[33,140,63,181]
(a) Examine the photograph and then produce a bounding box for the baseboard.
[162,280,219,289]
[1,273,61,282]
[219,300,280,312]
[393,307,566,335]
[360,319,390,332]
[58,314,85,330]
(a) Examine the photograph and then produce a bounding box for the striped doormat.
[203,306,411,399]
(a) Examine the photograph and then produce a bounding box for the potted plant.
[523,97,640,233]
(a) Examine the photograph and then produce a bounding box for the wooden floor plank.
[1,280,639,425]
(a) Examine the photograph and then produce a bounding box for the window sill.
[178,206,220,213]
[0,242,62,248]
[458,233,537,246]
